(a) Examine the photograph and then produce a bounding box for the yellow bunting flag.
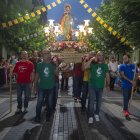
[47,5,51,10]
[112,31,117,36]
[84,4,88,8]
[13,19,18,24]
[31,13,35,17]
[117,34,121,39]
[92,12,97,17]
[56,0,61,4]
[19,17,24,22]
[121,37,126,43]
[96,16,101,21]
[25,15,30,20]
[8,21,13,26]
[108,27,113,32]
[87,8,92,13]
[100,19,104,24]
[52,2,56,7]
[129,45,133,49]
[80,0,85,4]
[103,24,108,28]
[124,41,129,45]
[36,10,41,15]
[2,23,7,28]
[42,7,46,12]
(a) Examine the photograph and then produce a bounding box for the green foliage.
[88,0,140,54]
[0,0,48,54]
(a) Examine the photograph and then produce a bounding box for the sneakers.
[88,117,93,124]
[74,98,78,102]
[94,114,100,122]
[123,110,131,120]
[123,110,130,116]
[23,108,28,113]
[15,108,22,114]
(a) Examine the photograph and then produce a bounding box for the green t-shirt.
[36,62,56,89]
[89,63,109,88]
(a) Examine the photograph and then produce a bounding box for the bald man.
[13,51,34,114]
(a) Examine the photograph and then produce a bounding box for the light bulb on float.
[78,25,85,32]
[44,27,50,35]
[75,31,79,37]
[88,27,93,34]
[48,19,54,27]
[84,20,90,26]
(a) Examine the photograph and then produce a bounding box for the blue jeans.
[36,88,54,118]
[53,82,59,110]
[61,76,68,90]
[81,81,88,108]
[88,86,103,117]
[17,83,31,109]
[122,89,131,110]
[73,76,83,98]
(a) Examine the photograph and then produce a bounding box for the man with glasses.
[13,51,34,114]
[34,49,58,122]
[83,51,110,124]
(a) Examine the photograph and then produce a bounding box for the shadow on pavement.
[104,113,139,140]
[0,113,26,132]
[76,107,112,140]
[22,126,40,140]
[130,113,140,122]
[60,106,68,113]
[69,129,80,140]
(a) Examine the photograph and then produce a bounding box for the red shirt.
[13,60,34,83]
[73,63,83,77]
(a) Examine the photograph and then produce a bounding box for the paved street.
[0,80,140,140]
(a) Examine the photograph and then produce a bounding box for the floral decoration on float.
[48,41,89,52]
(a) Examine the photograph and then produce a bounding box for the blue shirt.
[119,64,137,89]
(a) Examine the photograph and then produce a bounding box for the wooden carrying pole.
[9,72,12,112]
[128,63,137,110]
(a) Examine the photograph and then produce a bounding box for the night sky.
[45,0,103,28]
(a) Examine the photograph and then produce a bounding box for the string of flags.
[19,30,45,41]
[2,0,132,48]
[1,0,63,28]
[79,0,131,48]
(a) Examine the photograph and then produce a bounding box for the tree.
[88,0,140,54]
[0,0,48,56]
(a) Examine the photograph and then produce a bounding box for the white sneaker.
[88,117,93,124]
[94,114,100,122]
[23,108,28,113]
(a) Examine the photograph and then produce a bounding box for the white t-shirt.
[108,61,118,72]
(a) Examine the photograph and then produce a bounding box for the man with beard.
[119,54,138,119]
